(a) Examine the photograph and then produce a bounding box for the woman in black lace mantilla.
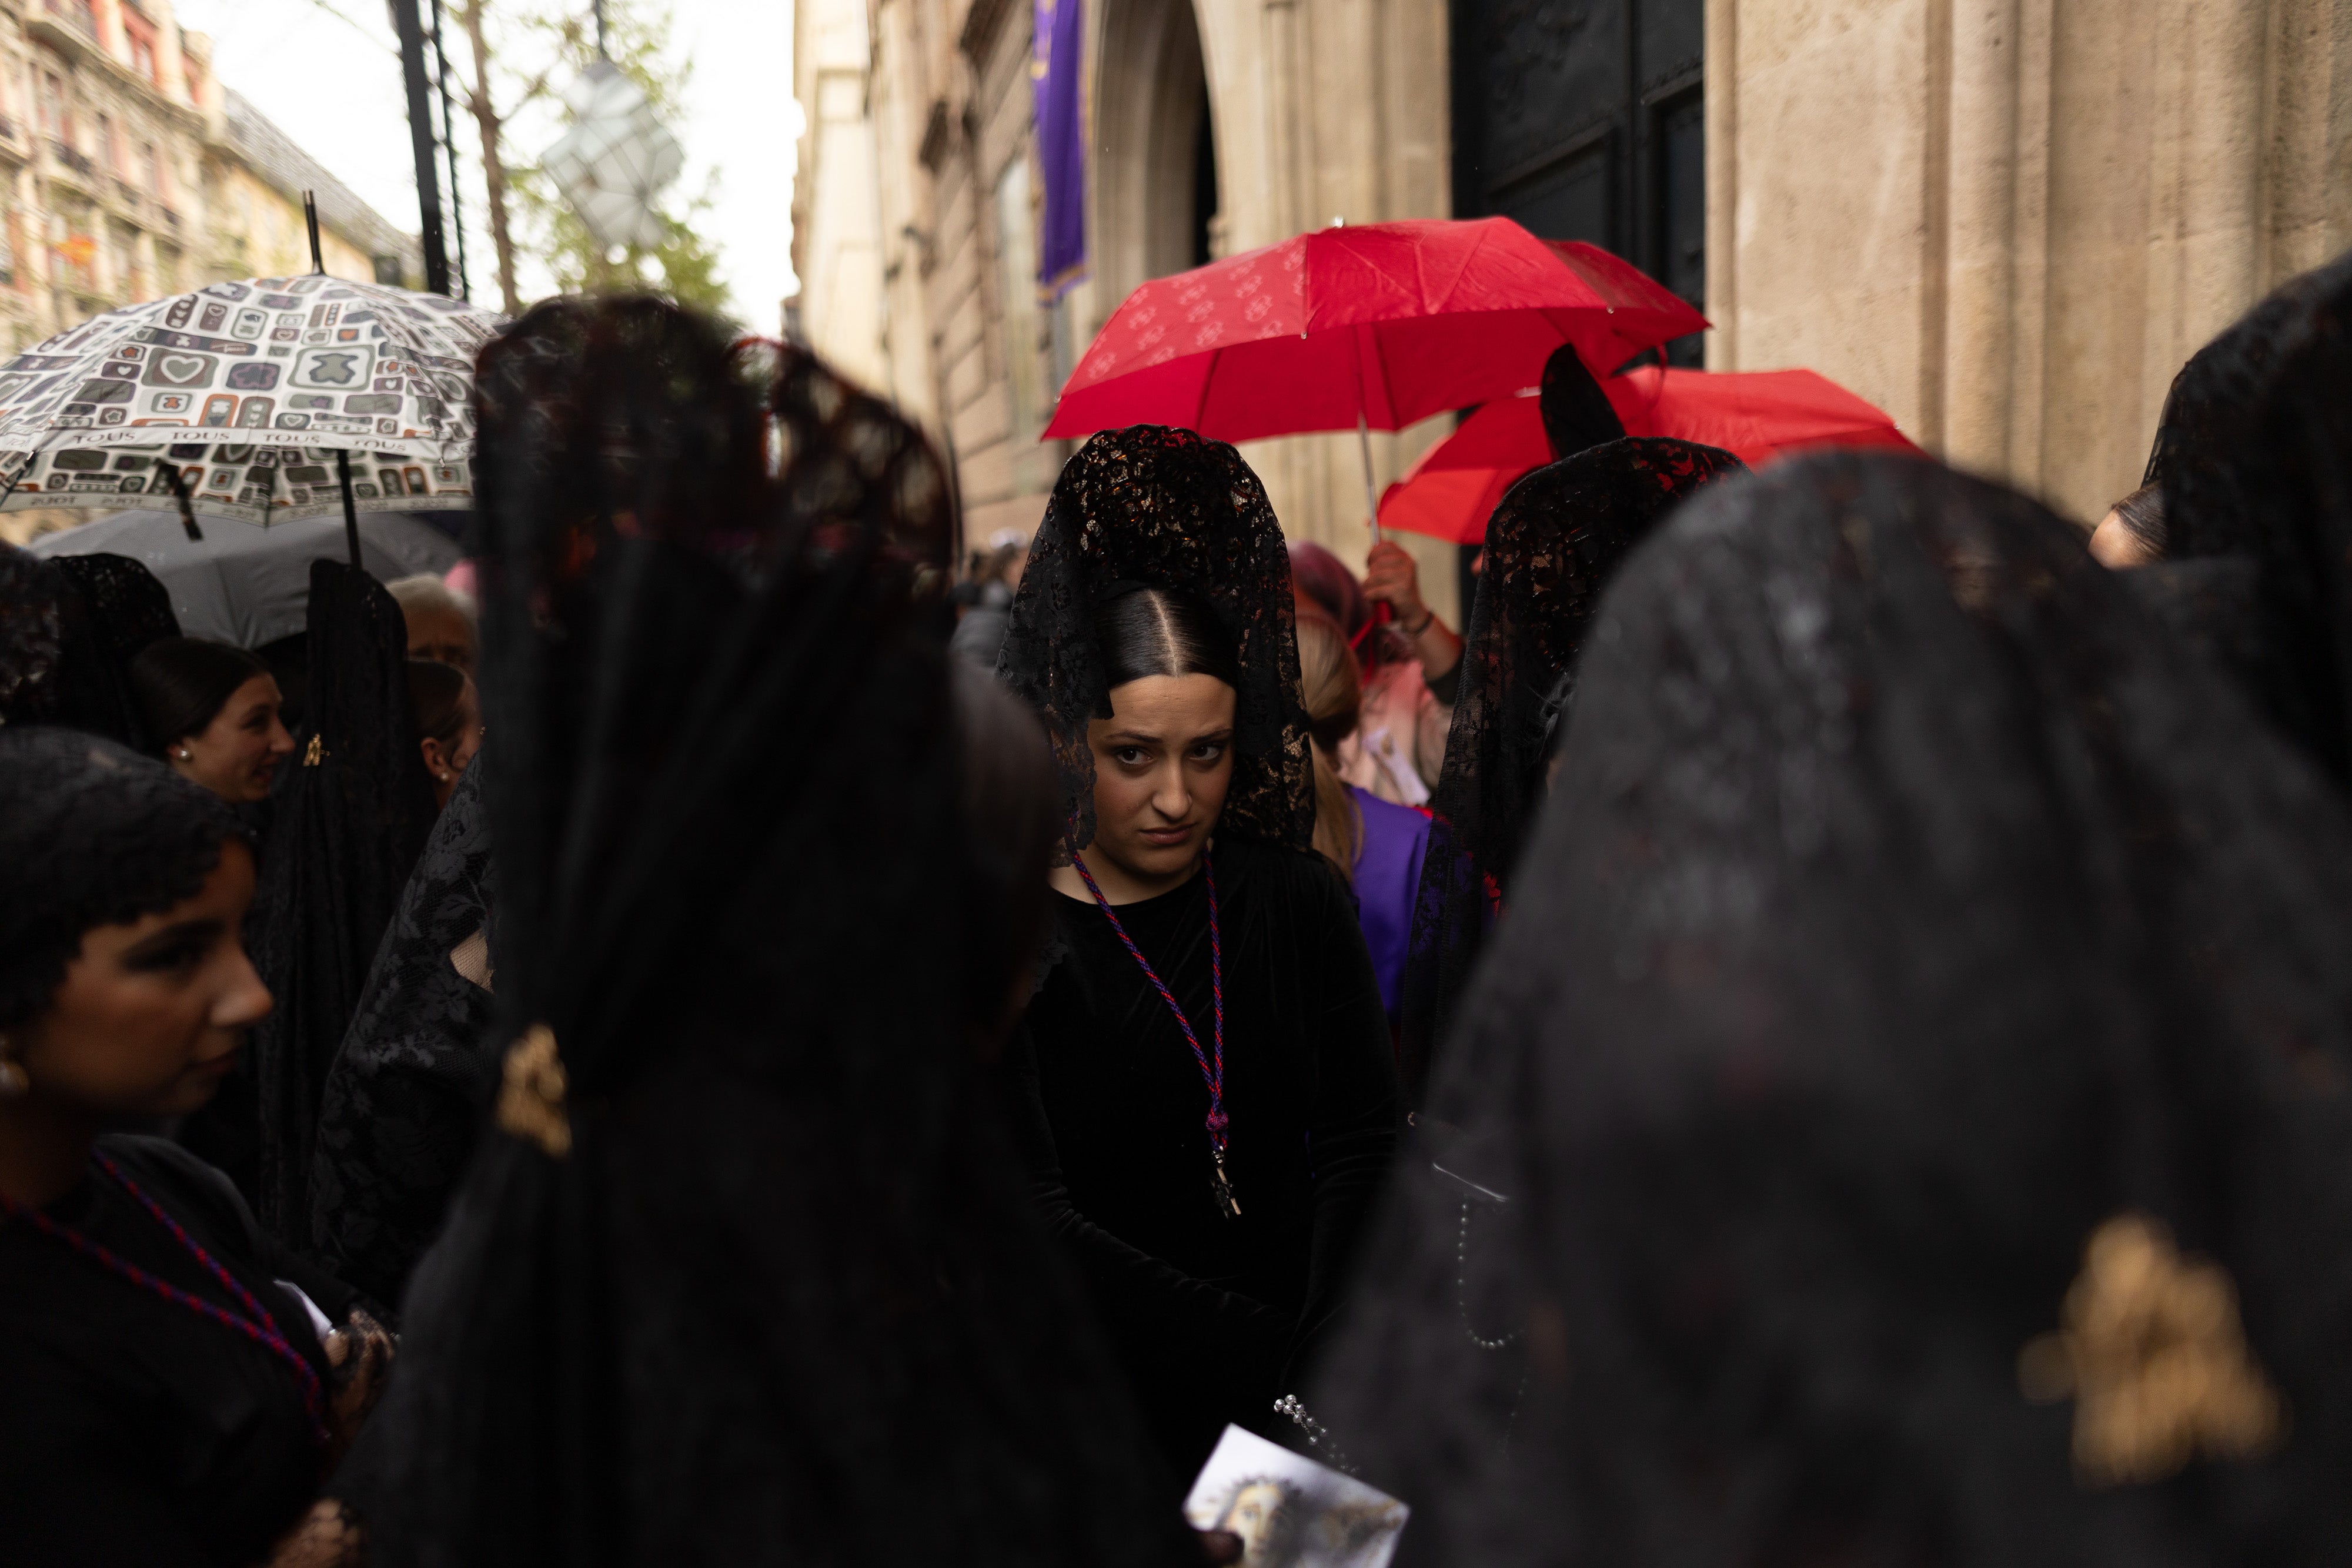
[994,425,1399,1484]
[1398,346,1745,1103]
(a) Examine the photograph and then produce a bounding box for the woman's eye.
[125,940,208,975]
[1190,742,1226,761]
[1114,747,1149,766]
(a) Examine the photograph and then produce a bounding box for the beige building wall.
[1706,0,2352,526]
[793,0,893,397]
[806,0,1462,616]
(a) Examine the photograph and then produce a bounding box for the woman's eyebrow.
[120,918,226,959]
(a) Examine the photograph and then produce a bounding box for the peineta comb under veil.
[1317,453,2352,1567]
[332,299,1195,1567]
[1396,434,1744,1103]
[994,424,1312,860]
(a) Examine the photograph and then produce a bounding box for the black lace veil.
[308,754,498,1305]
[0,546,178,745]
[335,300,1194,1567]
[994,425,1312,860]
[1397,436,1745,1102]
[2144,250,2352,786]
[246,559,440,1239]
[1318,453,2352,1566]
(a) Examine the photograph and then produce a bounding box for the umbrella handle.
[159,461,203,543]
[336,451,361,570]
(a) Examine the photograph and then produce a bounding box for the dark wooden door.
[1451,0,1705,364]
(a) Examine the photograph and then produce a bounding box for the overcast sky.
[172,0,799,329]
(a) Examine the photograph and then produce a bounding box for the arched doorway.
[1093,0,1220,306]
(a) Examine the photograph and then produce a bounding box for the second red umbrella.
[1377,365,1921,544]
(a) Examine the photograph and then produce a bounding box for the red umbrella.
[1377,366,1920,544]
[1042,218,1704,460]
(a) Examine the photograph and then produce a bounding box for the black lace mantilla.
[1399,435,1745,1102]
[1319,453,2352,1565]
[0,547,178,745]
[308,754,498,1306]
[336,300,1194,1568]
[2146,250,2352,787]
[246,559,440,1240]
[995,424,1312,861]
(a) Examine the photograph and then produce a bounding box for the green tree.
[505,0,731,320]
[453,0,730,321]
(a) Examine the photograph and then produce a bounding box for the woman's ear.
[420,735,450,781]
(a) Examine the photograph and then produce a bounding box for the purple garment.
[1033,0,1087,297]
[1348,784,1431,1019]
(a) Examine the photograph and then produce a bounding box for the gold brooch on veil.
[496,1024,573,1158]
[2017,1212,2285,1486]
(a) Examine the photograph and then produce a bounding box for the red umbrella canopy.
[1376,365,1920,544]
[1042,218,1706,443]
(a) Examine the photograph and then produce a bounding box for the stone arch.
[1090,0,1220,312]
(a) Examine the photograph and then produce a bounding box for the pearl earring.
[176,747,192,762]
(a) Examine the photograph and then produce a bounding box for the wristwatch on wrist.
[1402,607,1434,636]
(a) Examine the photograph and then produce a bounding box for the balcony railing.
[42,0,96,38]
[49,140,94,180]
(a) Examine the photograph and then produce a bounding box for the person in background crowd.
[129,636,296,805]
[951,534,1029,671]
[2144,250,2352,790]
[403,658,483,811]
[1318,453,2352,1568]
[0,727,393,1568]
[386,574,477,677]
[326,300,1198,1568]
[1295,611,1430,1034]
[1397,349,1745,1105]
[1289,539,1451,807]
[2089,481,2165,567]
[997,426,1398,1483]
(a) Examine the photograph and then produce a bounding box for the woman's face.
[9,840,270,1123]
[422,674,485,810]
[405,604,477,676]
[171,673,295,803]
[1084,674,1236,890]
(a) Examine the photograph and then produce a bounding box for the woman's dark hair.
[1093,582,1242,700]
[0,726,244,1028]
[2109,481,2166,556]
[129,636,269,750]
[405,657,469,749]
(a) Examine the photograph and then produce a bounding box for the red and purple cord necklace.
[0,1151,330,1446]
[1073,848,1240,1219]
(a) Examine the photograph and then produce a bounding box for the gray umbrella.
[28,509,466,647]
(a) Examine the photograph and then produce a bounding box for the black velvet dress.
[0,1135,361,1567]
[1001,834,1400,1480]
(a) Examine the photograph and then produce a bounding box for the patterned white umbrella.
[0,274,503,530]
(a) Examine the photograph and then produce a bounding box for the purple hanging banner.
[1033,0,1087,298]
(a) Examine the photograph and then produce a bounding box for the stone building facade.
[0,0,416,362]
[797,0,2352,613]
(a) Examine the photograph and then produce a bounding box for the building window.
[36,72,64,141]
[96,114,116,172]
[130,36,156,84]
[141,141,162,198]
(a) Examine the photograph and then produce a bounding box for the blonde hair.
[1294,610,1363,882]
